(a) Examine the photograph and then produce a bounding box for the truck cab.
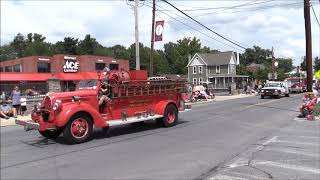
[261,81,290,99]
[16,70,191,144]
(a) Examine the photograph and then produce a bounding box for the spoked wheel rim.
[70,118,89,139]
[166,109,176,124]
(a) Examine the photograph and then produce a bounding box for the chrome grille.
[43,96,51,109]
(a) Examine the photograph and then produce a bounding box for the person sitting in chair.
[99,79,112,112]
[0,98,17,119]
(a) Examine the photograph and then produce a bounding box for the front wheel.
[39,129,62,139]
[159,104,178,127]
[63,114,93,144]
[261,95,265,99]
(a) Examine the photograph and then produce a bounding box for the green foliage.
[0,45,17,61]
[314,57,320,72]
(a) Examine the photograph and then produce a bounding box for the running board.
[107,114,163,127]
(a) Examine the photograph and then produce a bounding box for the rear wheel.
[285,93,290,97]
[63,114,93,144]
[159,104,178,127]
[39,129,62,139]
[261,95,265,99]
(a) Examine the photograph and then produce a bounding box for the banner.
[155,20,164,42]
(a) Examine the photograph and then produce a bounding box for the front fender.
[55,102,106,128]
[154,100,177,116]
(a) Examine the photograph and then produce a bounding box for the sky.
[1,0,319,65]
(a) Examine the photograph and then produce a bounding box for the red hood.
[48,90,97,100]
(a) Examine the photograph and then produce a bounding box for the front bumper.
[15,119,39,131]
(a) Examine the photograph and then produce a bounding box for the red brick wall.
[0,54,129,73]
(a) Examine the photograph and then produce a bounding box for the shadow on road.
[21,120,189,146]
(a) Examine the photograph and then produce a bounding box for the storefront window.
[95,63,106,71]
[109,63,119,70]
[0,67,3,72]
[5,66,12,72]
[13,64,21,72]
[37,62,51,73]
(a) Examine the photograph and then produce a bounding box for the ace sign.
[155,21,164,42]
[63,56,79,73]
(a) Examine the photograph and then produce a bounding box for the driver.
[99,79,112,111]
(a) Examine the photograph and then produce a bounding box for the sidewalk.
[186,94,255,106]
[0,115,31,127]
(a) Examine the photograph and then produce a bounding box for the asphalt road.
[1,94,319,179]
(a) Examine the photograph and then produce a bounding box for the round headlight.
[52,101,61,111]
[261,90,264,92]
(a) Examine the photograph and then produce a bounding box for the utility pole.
[149,0,156,76]
[271,47,275,81]
[134,0,140,70]
[304,0,313,92]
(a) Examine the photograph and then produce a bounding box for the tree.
[78,34,100,55]
[300,56,306,71]
[277,58,293,73]
[23,33,52,56]
[54,37,79,54]
[10,33,27,57]
[0,45,17,61]
[314,57,320,71]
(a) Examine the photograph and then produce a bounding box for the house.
[187,51,249,89]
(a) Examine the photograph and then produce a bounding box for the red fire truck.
[286,77,306,93]
[15,70,190,144]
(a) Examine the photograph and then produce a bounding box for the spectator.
[10,86,21,115]
[0,99,17,119]
[20,97,27,116]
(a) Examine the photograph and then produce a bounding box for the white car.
[261,81,290,99]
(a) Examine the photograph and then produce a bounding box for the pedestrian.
[10,86,21,115]
[20,97,27,116]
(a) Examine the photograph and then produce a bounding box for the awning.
[0,72,99,81]
[55,72,99,80]
[0,73,53,81]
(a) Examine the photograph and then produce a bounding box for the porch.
[207,75,249,89]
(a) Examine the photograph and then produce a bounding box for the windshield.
[78,80,97,90]
[264,83,281,87]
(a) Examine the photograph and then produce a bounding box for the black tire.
[261,95,265,99]
[159,104,178,127]
[63,113,93,144]
[39,129,62,139]
[285,93,289,97]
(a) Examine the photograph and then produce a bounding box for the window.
[199,77,203,84]
[95,63,106,71]
[193,78,197,85]
[193,66,197,74]
[37,62,51,73]
[5,66,12,72]
[109,63,119,70]
[216,65,220,74]
[0,67,3,72]
[199,66,202,74]
[13,64,21,72]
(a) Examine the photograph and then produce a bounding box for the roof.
[55,72,98,80]
[198,51,234,66]
[0,72,99,81]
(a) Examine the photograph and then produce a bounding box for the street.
[1,94,319,179]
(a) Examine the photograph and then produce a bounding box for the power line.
[144,3,244,52]
[158,0,276,12]
[174,2,303,18]
[160,0,247,49]
[150,1,250,48]
[311,5,320,27]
